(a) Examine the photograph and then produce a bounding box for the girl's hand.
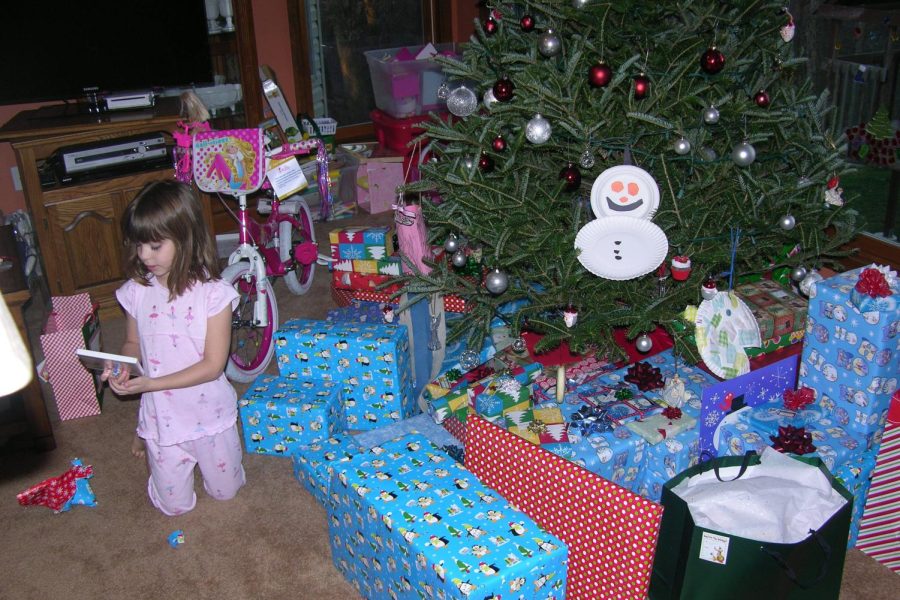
[108,374,153,396]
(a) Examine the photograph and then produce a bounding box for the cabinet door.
[45,192,126,293]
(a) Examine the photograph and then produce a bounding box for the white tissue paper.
[671,447,847,544]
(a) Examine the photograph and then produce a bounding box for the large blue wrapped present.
[275,319,417,430]
[327,433,568,599]
[238,374,343,456]
[291,435,362,506]
[554,350,716,502]
[715,402,880,473]
[799,265,899,437]
[833,448,878,548]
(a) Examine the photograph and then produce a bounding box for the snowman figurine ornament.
[575,164,669,280]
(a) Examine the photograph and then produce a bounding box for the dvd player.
[57,132,169,178]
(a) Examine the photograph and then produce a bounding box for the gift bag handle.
[710,450,756,482]
[761,528,832,590]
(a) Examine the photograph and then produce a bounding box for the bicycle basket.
[192,129,266,195]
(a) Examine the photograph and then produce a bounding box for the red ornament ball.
[520,14,535,32]
[478,153,495,172]
[492,77,515,102]
[700,46,726,74]
[491,135,507,152]
[588,61,612,88]
[754,89,771,108]
[484,17,498,36]
[559,163,582,191]
[633,73,650,99]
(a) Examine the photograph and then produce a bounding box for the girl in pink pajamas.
[103,180,245,516]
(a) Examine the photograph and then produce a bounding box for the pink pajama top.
[116,276,239,446]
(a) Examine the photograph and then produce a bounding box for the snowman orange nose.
[619,196,629,203]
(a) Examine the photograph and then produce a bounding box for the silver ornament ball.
[463,156,475,170]
[674,138,691,155]
[790,266,808,282]
[731,141,756,167]
[779,214,796,231]
[799,270,824,297]
[446,85,478,117]
[572,0,590,7]
[525,114,552,144]
[444,234,459,253]
[701,146,718,162]
[703,105,720,124]
[451,250,468,268]
[459,349,480,371]
[483,88,498,110]
[580,149,595,169]
[635,335,653,353]
[485,268,509,295]
[511,337,527,354]
[538,28,561,57]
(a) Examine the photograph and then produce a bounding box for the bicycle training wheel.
[222,261,278,383]
[280,199,317,295]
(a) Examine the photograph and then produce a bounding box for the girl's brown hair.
[121,180,220,300]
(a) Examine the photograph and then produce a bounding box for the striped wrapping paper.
[855,390,900,572]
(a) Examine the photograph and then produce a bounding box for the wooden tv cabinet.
[0,98,214,320]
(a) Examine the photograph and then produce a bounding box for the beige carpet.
[2,210,899,599]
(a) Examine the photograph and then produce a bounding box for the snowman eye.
[610,180,624,193]
[628,182,639,195]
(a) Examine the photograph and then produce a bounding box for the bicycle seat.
[192,129,267,195]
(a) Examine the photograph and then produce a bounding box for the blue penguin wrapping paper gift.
[291,435,362,506]
[238,373,344,456]
[274,319,417,430]
[798,266,899,437]
[326,433,568,599]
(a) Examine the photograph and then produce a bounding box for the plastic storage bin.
[364,43,457,118]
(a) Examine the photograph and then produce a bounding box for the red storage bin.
[370,109,432,153]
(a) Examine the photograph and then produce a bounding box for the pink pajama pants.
[144,424,246,516]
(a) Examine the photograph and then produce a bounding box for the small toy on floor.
[16,458,96,513]
[168,530,185,548]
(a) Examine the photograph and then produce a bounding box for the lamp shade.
[0,291,33,396]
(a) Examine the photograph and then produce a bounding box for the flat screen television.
[0,0,214,106]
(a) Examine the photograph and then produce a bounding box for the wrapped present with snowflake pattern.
[328,225,394,262]
[238,373,344,456]
[798,264,899,437]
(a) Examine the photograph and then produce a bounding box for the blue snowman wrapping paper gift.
[326,433,568,599]
[798,265,899,437]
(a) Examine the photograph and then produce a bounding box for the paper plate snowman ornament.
[575,164,669,280]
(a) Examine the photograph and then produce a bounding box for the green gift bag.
[650,452,852,600]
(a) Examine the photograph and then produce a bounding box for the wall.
[0,1,295,216]
[251,0,296,114]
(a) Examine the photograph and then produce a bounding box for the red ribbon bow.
[662,406,683,420]
[624,361,664,391]
[855,268,892,298]
[770,425,816,455]
[783,387,815,412]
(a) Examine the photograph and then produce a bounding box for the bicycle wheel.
[280,199,317,295]
[222,261,278,383]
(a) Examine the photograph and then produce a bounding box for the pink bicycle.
[192,129,331,382]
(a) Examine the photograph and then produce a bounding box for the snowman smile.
[606,197,644,212]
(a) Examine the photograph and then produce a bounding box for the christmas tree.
[403,0,858,361]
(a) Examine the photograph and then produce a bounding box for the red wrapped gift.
[466,415,663,600]
[330,270,402,293]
